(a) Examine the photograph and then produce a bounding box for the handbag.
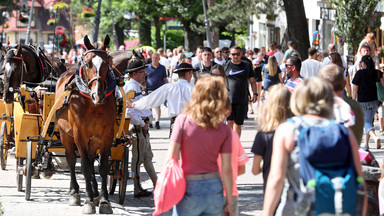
[153,116,187,216]
[376,71,384,102]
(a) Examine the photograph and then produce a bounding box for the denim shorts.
[360,100,380,134]
[173,177,224,216]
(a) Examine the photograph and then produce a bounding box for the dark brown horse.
[55,35,115,214]
[109,50,133,75]
[1,44,67,103]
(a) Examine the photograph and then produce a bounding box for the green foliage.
[330,0,380,54]
[165,29,184,50]
[206,0,282,32]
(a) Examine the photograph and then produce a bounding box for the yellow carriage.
[12,84,134,204]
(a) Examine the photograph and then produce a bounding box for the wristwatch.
[253,92,258,96]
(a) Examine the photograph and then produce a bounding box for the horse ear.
[84,35,94,50]
[15,43,22,56]
[102,35,110,50]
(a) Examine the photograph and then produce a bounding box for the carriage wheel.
[25,141,33,201]
[118,147,129,205]
[108,160,118,195]
[0,122,7,170]
[16,157,23,192]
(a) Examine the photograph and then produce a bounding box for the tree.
[329,0,379,54]
[203,0,282,48]
[282,0,310,59]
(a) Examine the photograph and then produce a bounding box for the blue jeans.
[173,177,224,216]
[360,100,380,134]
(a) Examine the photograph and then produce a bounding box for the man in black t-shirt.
[225,46,258,137]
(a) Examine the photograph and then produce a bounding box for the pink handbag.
[153,158,186,216]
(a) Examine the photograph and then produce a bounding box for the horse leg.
[61,131,80,206]
[77,141,97,214]
[98,140,113,214]
[90,164,100,206]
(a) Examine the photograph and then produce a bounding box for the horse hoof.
[68,194,81,206]
[99,202,113,214]
[93,196,100,206]
[82,203,96,214]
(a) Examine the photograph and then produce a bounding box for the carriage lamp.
[8,87,13,93]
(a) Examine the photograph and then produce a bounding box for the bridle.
[7,50,28,88]
[76,49,114,98]
[81,49,109,88]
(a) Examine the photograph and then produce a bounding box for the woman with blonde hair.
[251,84,292,191]
[260,56,283,100]
[262,77,364,216]
[166,76,233,216]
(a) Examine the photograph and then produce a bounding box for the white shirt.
[123,78,152,127]
[191,56,201,67]
[214,58,226,65]
[333,96,355,127]
[300,59,322,78]
[133,79,194,117]
[159,56,170,71]
[274,51,284,65]
[170,56,179,67]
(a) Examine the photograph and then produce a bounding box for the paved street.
[0,105,383,215]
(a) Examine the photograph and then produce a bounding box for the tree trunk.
[115,23,125,48]
[138,19,151,46]
[153,16,162,50]
[182,19,204,51]
[207,0,219,48]
[283,0,310,60]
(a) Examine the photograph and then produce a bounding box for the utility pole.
[25,0,35,44]
[201,0,212,48]
[91,0,102,44]
[107,0,118,49]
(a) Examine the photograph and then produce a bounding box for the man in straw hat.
[127,62,195,136]
[123,58,157,198]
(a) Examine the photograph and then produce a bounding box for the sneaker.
[380,130,384,135]
[155,121,160,129]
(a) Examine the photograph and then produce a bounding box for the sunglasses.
[231,53,241,56]
[224,51,229,54]
[216,51,222,53]
[285,64,294,67]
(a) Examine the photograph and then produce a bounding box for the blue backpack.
[288,116,362,216]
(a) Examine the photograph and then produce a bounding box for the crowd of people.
[69,31,384,215]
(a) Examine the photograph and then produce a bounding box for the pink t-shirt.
[218,130,249,197]
[170,114,232,175]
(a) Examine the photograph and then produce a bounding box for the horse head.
[82,35,111,105]
[2,43,24,103]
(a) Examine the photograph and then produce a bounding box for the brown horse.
[1,44,67,103]
[55,35,115,214]
[108,50,133,75]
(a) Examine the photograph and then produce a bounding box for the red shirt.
[170,114,232,175]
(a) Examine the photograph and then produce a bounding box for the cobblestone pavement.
[0,105,382,215]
